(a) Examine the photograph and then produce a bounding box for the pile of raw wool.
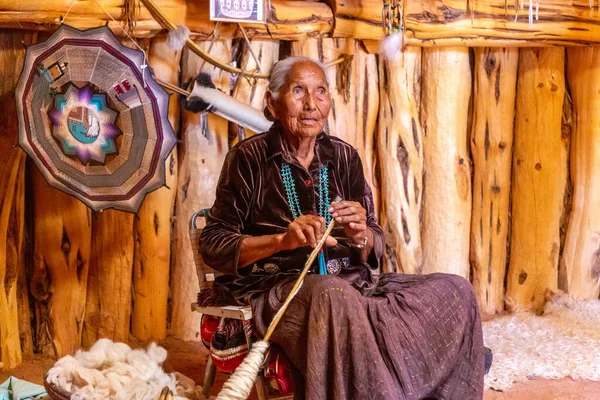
[46,338,184,400]
[484,293,600,391]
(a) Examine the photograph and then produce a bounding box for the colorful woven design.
[16,25,176,213]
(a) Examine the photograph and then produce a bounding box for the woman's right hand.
[280,215,337,251]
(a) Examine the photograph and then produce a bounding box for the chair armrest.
[191,303,253,321]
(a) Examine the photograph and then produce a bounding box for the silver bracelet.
[349,230,368,249]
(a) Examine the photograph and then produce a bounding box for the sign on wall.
[209,0,265,23]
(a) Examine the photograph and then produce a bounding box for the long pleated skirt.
[249,271,484,400]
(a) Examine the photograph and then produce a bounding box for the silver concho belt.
[251,257,350,275]
[325,257,350,275]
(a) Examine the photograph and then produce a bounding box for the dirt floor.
[2,337,599,399]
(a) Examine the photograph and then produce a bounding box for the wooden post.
[131,37,180,342]
[231,40,279,144]
[31,169,92,357]
[506,48,568,311]
[561,47,600,299]
[171,41,231,340]
[377,48,424,275]
[420,48,472,278]
[470,48,518,315]
[83,210,134,347]
[0,31,36,368]
[0,151,25,369]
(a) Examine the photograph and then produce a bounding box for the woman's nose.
[304,93,316,110]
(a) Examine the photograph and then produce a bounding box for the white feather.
[167,25,191,51]
[380,33,404,61]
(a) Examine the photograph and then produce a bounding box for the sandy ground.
[2,337,599,399]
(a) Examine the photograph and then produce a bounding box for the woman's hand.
[328,201,368,245]
[280,215,337,251]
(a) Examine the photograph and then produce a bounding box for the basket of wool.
[43,376,71,400]
[44,338,181,400]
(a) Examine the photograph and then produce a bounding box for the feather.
[380,32,405,61]
[167,25,191,51]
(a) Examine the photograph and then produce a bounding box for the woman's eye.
[317,88,327,95]
[293,87,303,95]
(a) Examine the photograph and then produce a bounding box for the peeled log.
[291,39,380,212]
[561,47,600,299]
[0,30,35,368]
[5,0,600,44]
[83,210,134,347]
[420,48,472,278]
[507,48,568,311]
[185,0,333,41]
[331,0,600,45]
[0,0,186,37]
[171,41,231,340]
[231,40,279,144]
[0,151,25,369]
[31,169,92,357]
[131,37,180,342]
[377,48,424,275]
[470,48,518,315]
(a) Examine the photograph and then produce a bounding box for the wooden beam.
[0,0,186,37]
[83,209,134,347]
[378,48,424,275]
[31,168,92,358]
[0,30,36,368]
[331,0,600,45]
[0,0,333,40]
[506,48,568,311]
[470,48,518,315]
[131,37,180,341]
[185,0,334,41]
[3,0,600,44]
[420,47,472,278]
[561,47,600,299]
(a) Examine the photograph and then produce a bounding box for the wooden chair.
[189,209,275,399]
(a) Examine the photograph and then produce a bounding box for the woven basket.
[42,372,174,400]
[42,373,72,400]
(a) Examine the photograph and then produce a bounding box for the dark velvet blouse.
[199,123,384,299]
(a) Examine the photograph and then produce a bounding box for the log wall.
[2,27,600,369]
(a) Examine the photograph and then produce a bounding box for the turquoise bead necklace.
[280,163,331,274]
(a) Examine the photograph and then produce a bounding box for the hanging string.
[61,0,79,23]
[139,0,343,80]
[92,0,149,87]
[61,0,149,87]
[237,23,262,73]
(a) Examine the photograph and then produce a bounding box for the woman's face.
[267,61,331,140]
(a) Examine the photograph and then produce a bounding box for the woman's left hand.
[328,201,367,243]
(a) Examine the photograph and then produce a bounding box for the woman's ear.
[265,91,279,120]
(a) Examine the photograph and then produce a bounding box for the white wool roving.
[167,25,190,51]
[380,32,404,61]
[484,294,600,391]
[47,338,179,400]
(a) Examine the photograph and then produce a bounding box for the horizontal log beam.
[332,0,600,45]
[0,0,186,37]
[1,0,600,45]
[185,0,333,41]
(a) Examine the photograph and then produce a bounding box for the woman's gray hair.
[267,56,329,101]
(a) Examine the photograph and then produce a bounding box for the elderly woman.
[200,56,484,399]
